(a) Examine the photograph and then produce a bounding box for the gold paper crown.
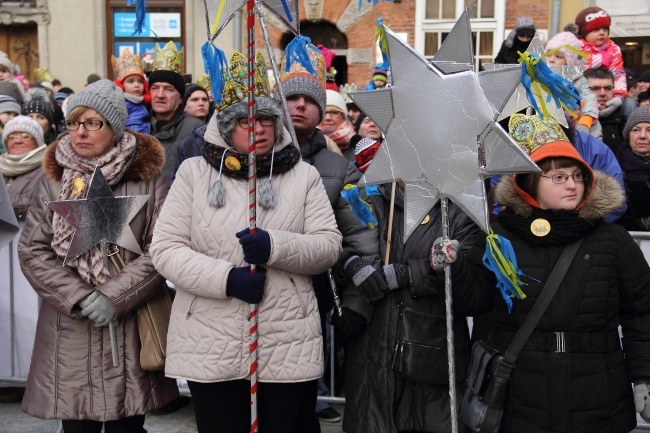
[197,73,211,91]
[216,51,270,111]
[279,44,326,90]
[152,41,183,75]
[111,48,144,82]
[508,113,570,155]
[34,67,56,83]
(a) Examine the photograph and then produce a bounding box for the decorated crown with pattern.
[197,73,211,91]
[508,113,570,155]
[111,48,144,82]
[215,51,269,111]
[34,67,56,83]
[152,41,183,74]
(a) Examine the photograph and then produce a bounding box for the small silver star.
[47,167,149,263]
[483,33,587,127]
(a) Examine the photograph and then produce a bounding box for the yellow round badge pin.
[71,178,85,195]
[225,156,241,171]
[530,218,551,237]
[420,214,430,225]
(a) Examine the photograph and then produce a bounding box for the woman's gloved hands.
[80,291,115,327]
[634,382,650,422]
[332,309,366,345]
[226,266,267,304]
[381,264,411,290]
[430,237,460,271]
[236,228,271,264]
[344,255,389,303]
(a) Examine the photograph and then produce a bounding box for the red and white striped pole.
[246,0,259,431]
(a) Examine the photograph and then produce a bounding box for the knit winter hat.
[67,79,127,142]
[0,55,13,72]
[148,69,186,98]
[0,95,21,116]
[3,115,45,149]
[505,17,536,48]
[623,106,650,140]
[326,89,347,114]
[279,36,327,122]
[53,92,68,104]
[638,70,650,83]
[217,96,283,147]
[183,83,208,106]
[545,31,582,66]
[354,137,381,173]
[354,112,367,133]
[372,66,388,83]
[0,81,23,104]
[575,7,611,38]
[22,87,56,126]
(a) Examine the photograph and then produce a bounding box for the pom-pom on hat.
[0,95,21,116]
[575,7,611,38]
[3,115,45,149]
[279,36,327,122]
[545,31,582,66]
[66,79,128,142]
[623,106,650,140]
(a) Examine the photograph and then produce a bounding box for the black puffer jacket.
[342,184,480,433]
[451,173,650,433]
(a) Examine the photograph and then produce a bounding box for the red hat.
[575,7,611,38]
[355,138,381,173]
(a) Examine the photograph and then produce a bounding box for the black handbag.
[460,238,583,433]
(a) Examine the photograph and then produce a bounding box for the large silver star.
[349,18,538,235]
[47,167,149,263]
[206,0,299,40]
[0,176,19,249]
[483,33,586,127]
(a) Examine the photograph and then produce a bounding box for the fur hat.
[22,87,56,126]
[623,106,650,140]
[67,79,127,142]
[3,115,45,149]
[279,36,327,122]
[0,95,21,116]
[575,7,611,38]
[217,96,283,147]
[545,31,582,66]
[325,89,347,114]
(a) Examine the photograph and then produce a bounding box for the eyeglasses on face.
[7,133,34,142]
[541,172,586,184]
[64,119,109,131]
[325,110,343,117]
[237,116,275,128]
[589,85,614,92]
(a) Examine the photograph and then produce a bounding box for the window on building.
[416,0,504,70]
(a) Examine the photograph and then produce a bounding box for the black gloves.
[344,255,389,303]
[333,309,366,345]
[226,266,267,304]
[381,264,411,290]
[236,228,271,264]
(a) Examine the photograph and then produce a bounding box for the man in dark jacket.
[586,67,626,153]
[279,39,382,423]
[149,68,203,180]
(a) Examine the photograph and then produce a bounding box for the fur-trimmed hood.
[43,130,165,183]
[495,170,625,221]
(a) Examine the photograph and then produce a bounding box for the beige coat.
[3,163,43,220]
[151,127,342,383]
[18,132,178,421]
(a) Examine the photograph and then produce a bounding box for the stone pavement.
[0,400,345,433]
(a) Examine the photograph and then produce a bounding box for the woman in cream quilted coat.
[150,94,342,433]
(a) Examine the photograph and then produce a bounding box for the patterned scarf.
[51,133,137,286]
[322,120,355,151]
[202,142,301,180]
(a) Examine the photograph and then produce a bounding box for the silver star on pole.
[0,176,19,249]
[483,33,587,127]
[47,167,149,264]
[349,18,539,236]
[205,0,299,40]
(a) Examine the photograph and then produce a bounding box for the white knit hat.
[3,115,46,148]
[326,89,347,114]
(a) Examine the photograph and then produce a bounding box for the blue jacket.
[491,131,627,222]
[125,101,150,135]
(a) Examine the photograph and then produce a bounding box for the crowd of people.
[1,5,650,433]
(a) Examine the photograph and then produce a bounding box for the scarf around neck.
[202,141,301,180]
[0,146,46,177]
[322,120,355,150]
[51,132,137,286]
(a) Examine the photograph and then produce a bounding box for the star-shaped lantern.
[349,13,539,237]
[483,33,587,127]
[47,167,149,264]
[0,176,19,249]
[206,0,299,39]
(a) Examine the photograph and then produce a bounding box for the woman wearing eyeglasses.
[433,113,650,433]
[18,80,178,433]
[150,62,342,432]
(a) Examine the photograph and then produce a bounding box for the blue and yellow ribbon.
[341,184,378,229]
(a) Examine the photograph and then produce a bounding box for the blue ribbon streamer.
[127,0,146,36]
[340,186,378,229]
[280,0,293,22]
[376,18,390,71]
[284,36,317,75]
[201,42,229,105]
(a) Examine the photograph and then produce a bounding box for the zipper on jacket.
[186,295,199,319]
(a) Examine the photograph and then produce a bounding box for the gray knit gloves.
[634,382,650,422]
[344,255,388,302]
[80,291,115,328]
[430,237,460,271]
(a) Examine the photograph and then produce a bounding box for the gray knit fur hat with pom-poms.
[66,79,128,142]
